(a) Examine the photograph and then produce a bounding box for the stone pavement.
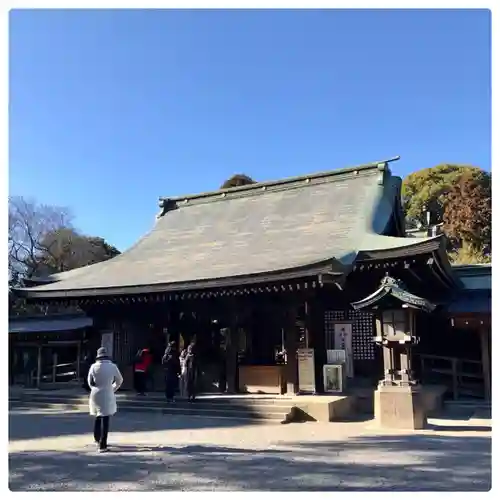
[8,407,492,491]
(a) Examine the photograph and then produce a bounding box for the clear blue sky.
[9,9,491,251]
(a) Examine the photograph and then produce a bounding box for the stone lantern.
[352,275,436,430]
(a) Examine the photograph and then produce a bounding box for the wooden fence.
[415,353,485,400]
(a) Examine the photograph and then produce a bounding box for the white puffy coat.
[87,359,123,417]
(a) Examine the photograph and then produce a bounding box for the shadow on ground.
[9,433,491,491]
[426,422,491,432]
[8,409,262,441]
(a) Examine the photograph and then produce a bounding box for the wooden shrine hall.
[16,157,489,428]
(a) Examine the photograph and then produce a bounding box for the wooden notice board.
[297,348,316,393]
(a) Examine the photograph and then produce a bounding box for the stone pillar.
[399,346,411,385]
[381,342,395,385]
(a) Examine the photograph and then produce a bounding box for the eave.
[15,258,347,300]
[351,275,436,313]
[355,234,460,291]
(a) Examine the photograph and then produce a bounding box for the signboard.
[334,323,354,378]
[101,332,114,358]
[323,364,345,393]
[297,348,316,393]
[327,349,346,365]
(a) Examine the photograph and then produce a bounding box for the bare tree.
[9,196,121,316]
[8,196,74,284]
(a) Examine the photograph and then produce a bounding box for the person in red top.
[133,348,153,395]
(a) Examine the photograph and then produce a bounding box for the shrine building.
[15,157,491,428]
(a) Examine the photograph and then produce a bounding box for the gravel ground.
[8,407,492,491]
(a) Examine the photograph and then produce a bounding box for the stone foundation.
[374,384,426,430]
[290,395,356,422]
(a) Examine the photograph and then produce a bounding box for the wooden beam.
[479,327,491,401]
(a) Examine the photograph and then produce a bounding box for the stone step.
[10,396,291,415]
[9,399,289,422]
[11,393,293,411]
[9,393,293,411]
[443,400,491,410]
[9,391,295,423]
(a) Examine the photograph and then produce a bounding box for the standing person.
[185,343,198,401]
[133,348,152,396]
[179,349,188,399]
[87,347,123,453]
[142,348,154,392]
[161,342,180,402]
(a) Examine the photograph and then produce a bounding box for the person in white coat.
[87,347,123,452]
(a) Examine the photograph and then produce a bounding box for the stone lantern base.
[374,384,427,430]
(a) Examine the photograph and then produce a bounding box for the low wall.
[420,384,447,415]
[238,365,286,394]
[289,395,357,422]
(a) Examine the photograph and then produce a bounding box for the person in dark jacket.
[185,343,198,401]
[161,342,180,402]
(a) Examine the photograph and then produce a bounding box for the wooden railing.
[41,361,80,385]
[415,353,485,400]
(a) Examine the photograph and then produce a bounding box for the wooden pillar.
[36,345,42,388]
[284,304,299,395]
[77,341,81,380]
[308,295,325,393]
[167,308,182,349]
[225,327,238,393]
[222,297,240,394]
[52,352,58,383]
[479,327,491,401]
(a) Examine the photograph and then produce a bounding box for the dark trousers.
[134,371,146,394]
[165,374,176,401]
[187,374,196,400]
[219,364,227,393]
[93,416,110,450]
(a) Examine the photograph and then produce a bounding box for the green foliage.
[402,164,486,227]
[32,229,121,276]
[443,170,491,255]
[448,247,492,265]
[220,174,256,189]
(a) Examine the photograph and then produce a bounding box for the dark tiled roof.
[17,158,444,298]
[9,315,93,334]
[446,291,491,314]
[451,264,491,291]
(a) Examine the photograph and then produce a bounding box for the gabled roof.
[17,156,451,299]
[351,275,436,313]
